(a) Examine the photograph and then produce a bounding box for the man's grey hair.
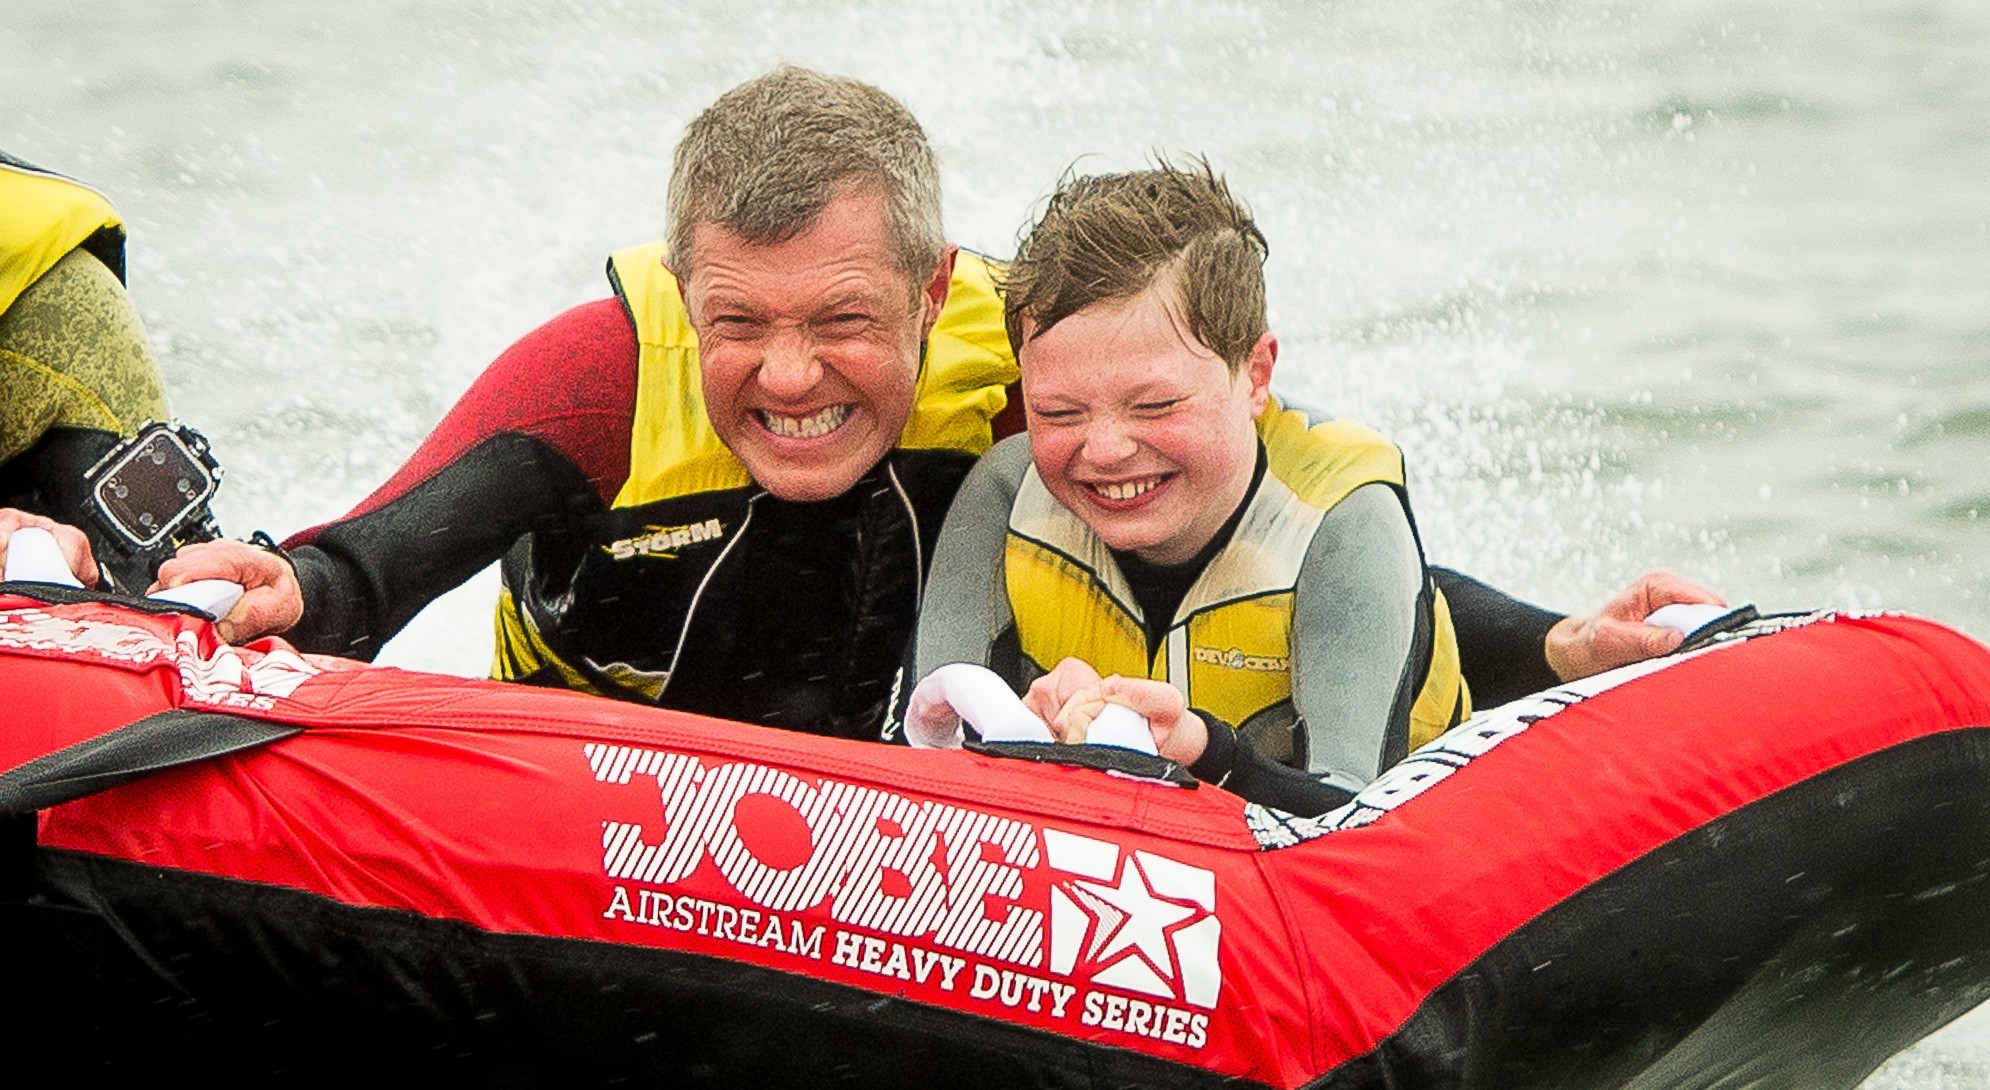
[667,65,945,287]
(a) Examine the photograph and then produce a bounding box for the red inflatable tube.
[3,586,1989,1088]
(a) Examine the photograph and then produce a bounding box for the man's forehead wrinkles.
[694,266,896,316]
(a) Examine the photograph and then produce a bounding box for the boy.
[908,161,1465,813]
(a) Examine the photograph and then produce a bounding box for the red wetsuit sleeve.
[281,299,639,659]
[292,297,637,542]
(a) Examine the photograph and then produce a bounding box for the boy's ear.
[1244,332,1277,415]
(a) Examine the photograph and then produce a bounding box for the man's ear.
[1244,332,1278,416]
[661,251,690,305]
[919,246,958,338]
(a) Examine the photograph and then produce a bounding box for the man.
[142,66,1713,740]
[0,151,177,591]
[906,161,1462,812]
[152,66,1012,741]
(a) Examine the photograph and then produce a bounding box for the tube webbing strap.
[0,709,298,816]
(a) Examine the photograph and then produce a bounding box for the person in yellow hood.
[0,151,177,590]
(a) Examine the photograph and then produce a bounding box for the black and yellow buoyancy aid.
[0,153,126,315]
[491,242,1016,736]
[1,155,175,591]
[1,154,166,465]
[1003,398,1469,756]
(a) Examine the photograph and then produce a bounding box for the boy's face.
[1020,282,1274,566]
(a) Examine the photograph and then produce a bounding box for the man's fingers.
[208,587,298,645]
[153,540,284,592]
[0,508,50,534]
[217,593,265,645]
[152,541,303,641]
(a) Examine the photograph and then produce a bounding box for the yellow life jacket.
[0,159,124,315]
[1004,397,1469,755]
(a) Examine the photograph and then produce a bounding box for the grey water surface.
[5,0,1988,1082]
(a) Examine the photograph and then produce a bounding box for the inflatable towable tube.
[5,585,1990,1088]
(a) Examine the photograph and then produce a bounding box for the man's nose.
[757,326,821,399]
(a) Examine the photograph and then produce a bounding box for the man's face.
[1021,282,1273,566]
[682,192,950,501]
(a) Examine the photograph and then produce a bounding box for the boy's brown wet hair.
[1002,158,1269,373]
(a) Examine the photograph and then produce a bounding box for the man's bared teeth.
[760,404,852,439]
[1094,477,1162,502]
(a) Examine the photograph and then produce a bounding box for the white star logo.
[1073,858,1198,980]
[1043,829,1224,1009]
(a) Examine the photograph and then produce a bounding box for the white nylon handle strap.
[3,526,247,619]
[1644,603,1735,635]
[906,663,1053,749]
[904,663,1156,755]
[2,527,85,587]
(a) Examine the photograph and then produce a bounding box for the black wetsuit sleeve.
[286,434,595,659]
[1188,712,1354,818]
[1431,566,1564,707]
[281,299,637,660]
